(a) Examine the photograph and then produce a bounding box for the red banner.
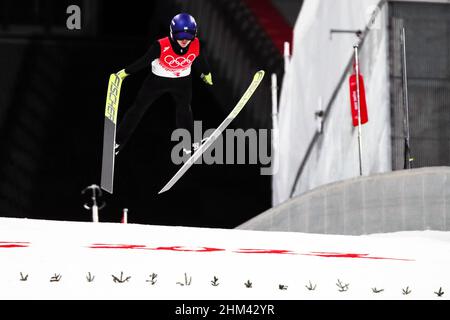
[349,73,368,126]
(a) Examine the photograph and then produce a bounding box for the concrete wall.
[240,167,450,235]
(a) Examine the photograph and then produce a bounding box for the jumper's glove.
[201,73,213,86]
[116,69,129,80]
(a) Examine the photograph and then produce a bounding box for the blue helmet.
[170,13,197,41]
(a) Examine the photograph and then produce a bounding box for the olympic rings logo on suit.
[164,54,197,68]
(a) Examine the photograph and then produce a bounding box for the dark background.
[0,0,295,227]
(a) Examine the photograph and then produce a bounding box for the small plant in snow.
[279,284,288,290]
[50,274,62,282]
[244,280,253,288]
[372,287,384,294]
[305,280,317,291]
[146,273,158,285]
[210,276,219,287]
[336,279,349,292]
[112,271,131,283]
[434,287,444,297]
[402,286,412,295]
[86,272,95,282]
[176,273,192,286]
[19,272,28,281]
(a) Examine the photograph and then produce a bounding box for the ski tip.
[254,70,266,81]
[100,184,113,194]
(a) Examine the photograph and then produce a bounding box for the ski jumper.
[116,37,210,151]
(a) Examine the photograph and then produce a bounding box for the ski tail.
[101,74,123,194]
[158,70,265,194]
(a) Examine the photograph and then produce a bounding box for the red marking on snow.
[302,252,414,261]
[234,249,296,255]
[89,244,147,250]
[150,246,225,253]
[87,244,413,261]
[89,244,224,253]
[0,241,30,248]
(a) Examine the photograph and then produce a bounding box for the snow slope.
[0,218,448,300]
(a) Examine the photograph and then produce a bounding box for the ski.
[101,73,124,194]
[158,70,265,194]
